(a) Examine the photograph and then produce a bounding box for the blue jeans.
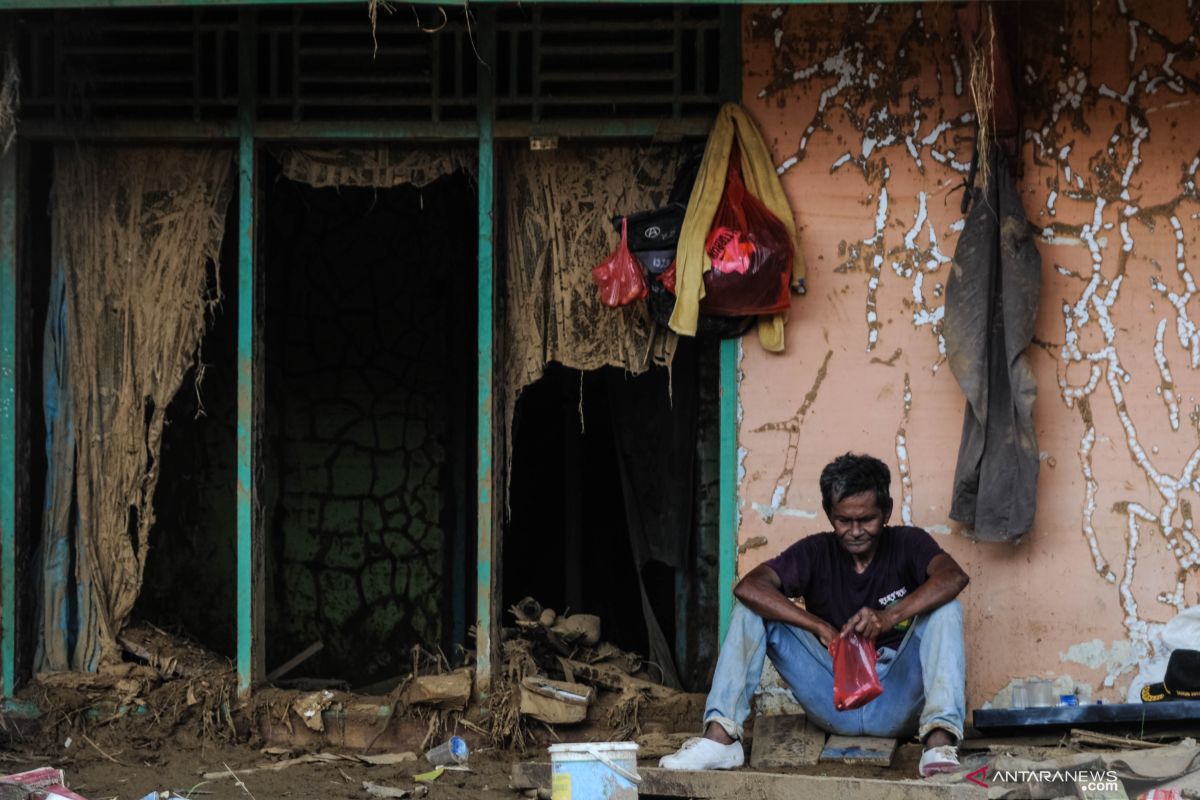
[704,600,965,742]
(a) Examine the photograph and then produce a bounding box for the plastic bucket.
[548,742,640,800]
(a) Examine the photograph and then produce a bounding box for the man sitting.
[660,453,969,778]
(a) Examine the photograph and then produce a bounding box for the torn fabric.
[272,145,474,189]
[608,342,703,689]
[498,144,684,498]
[944,150,1041,541]
[38,146,234,671]
[0,23,18,154]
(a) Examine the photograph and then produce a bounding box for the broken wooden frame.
[0,2,745,699]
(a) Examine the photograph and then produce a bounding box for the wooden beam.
[751,713,824,768]
[511,763,986,800]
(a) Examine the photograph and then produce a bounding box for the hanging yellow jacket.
[668,103,806,352]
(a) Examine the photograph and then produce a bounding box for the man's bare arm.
[843,553,969,640]
[733,564,839,647]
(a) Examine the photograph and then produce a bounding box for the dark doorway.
[260,159,477,688]
[503,339,721,691]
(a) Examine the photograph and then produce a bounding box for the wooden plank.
[820,735,897,767]
[750,714,824,769]
[958,735,1066,751]
[511,763,986,800]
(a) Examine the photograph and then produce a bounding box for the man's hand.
[840,606,894,642]
[815,623,839,649]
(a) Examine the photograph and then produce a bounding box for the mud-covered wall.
[739,1,1200,710]
[263,172,474,685]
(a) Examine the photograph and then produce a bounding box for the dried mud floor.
[0,740,926,799]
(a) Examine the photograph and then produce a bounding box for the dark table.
[973,700,1200,735]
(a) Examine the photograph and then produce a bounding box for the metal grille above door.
[255,6,478,123]
[495,5,722,123]
[15,4,724,131]
[18,9,241,122]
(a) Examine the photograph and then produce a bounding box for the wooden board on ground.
[958,735,1066,751]
[511,763,985,800]
[820,735,897,767]
[751,714,824,768]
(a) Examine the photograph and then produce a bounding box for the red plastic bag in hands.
[592,216,648,308]
[699,143,793,317]
[829,632,883,711]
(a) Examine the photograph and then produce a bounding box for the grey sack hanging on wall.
[944,150,1042,542]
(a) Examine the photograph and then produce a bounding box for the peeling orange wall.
[738,1,1200,711]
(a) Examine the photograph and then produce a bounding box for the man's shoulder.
[886,525,943,551]
[778,531,837,557]
[888,525,932,537]
[794,530,837,547]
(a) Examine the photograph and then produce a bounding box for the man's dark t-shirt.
[763,526,944,650]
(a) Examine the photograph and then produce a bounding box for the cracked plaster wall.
[739,1,1200,710]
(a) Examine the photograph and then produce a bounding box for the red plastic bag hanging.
[592,216,648,308]
[829,632,883,711]
[698,142,793,317]
[659,261,678,293]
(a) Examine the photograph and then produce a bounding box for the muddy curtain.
[271,145,475,189]
[498,145,685,492]
[606,342,702,690]
[499,145,688,686]
[38,146,234,672]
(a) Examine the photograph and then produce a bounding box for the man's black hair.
[819,453,892,514]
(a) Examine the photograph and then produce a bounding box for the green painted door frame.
[235,6,262,698]
[0,3,748,695]
[0,145,16,697]
[474,7,498,693]
[716,5,741,646]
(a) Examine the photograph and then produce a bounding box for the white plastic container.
[548,742,640,800]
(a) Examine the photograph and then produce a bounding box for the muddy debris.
[487,597,683,748]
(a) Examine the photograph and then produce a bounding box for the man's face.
[827,490,891,558]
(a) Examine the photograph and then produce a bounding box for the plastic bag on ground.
[592,216,648,308]
[829,632,883,711]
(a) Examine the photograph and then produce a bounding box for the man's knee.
[926,599,963,627]
[731,599,762,619]
[728,600,767,631]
